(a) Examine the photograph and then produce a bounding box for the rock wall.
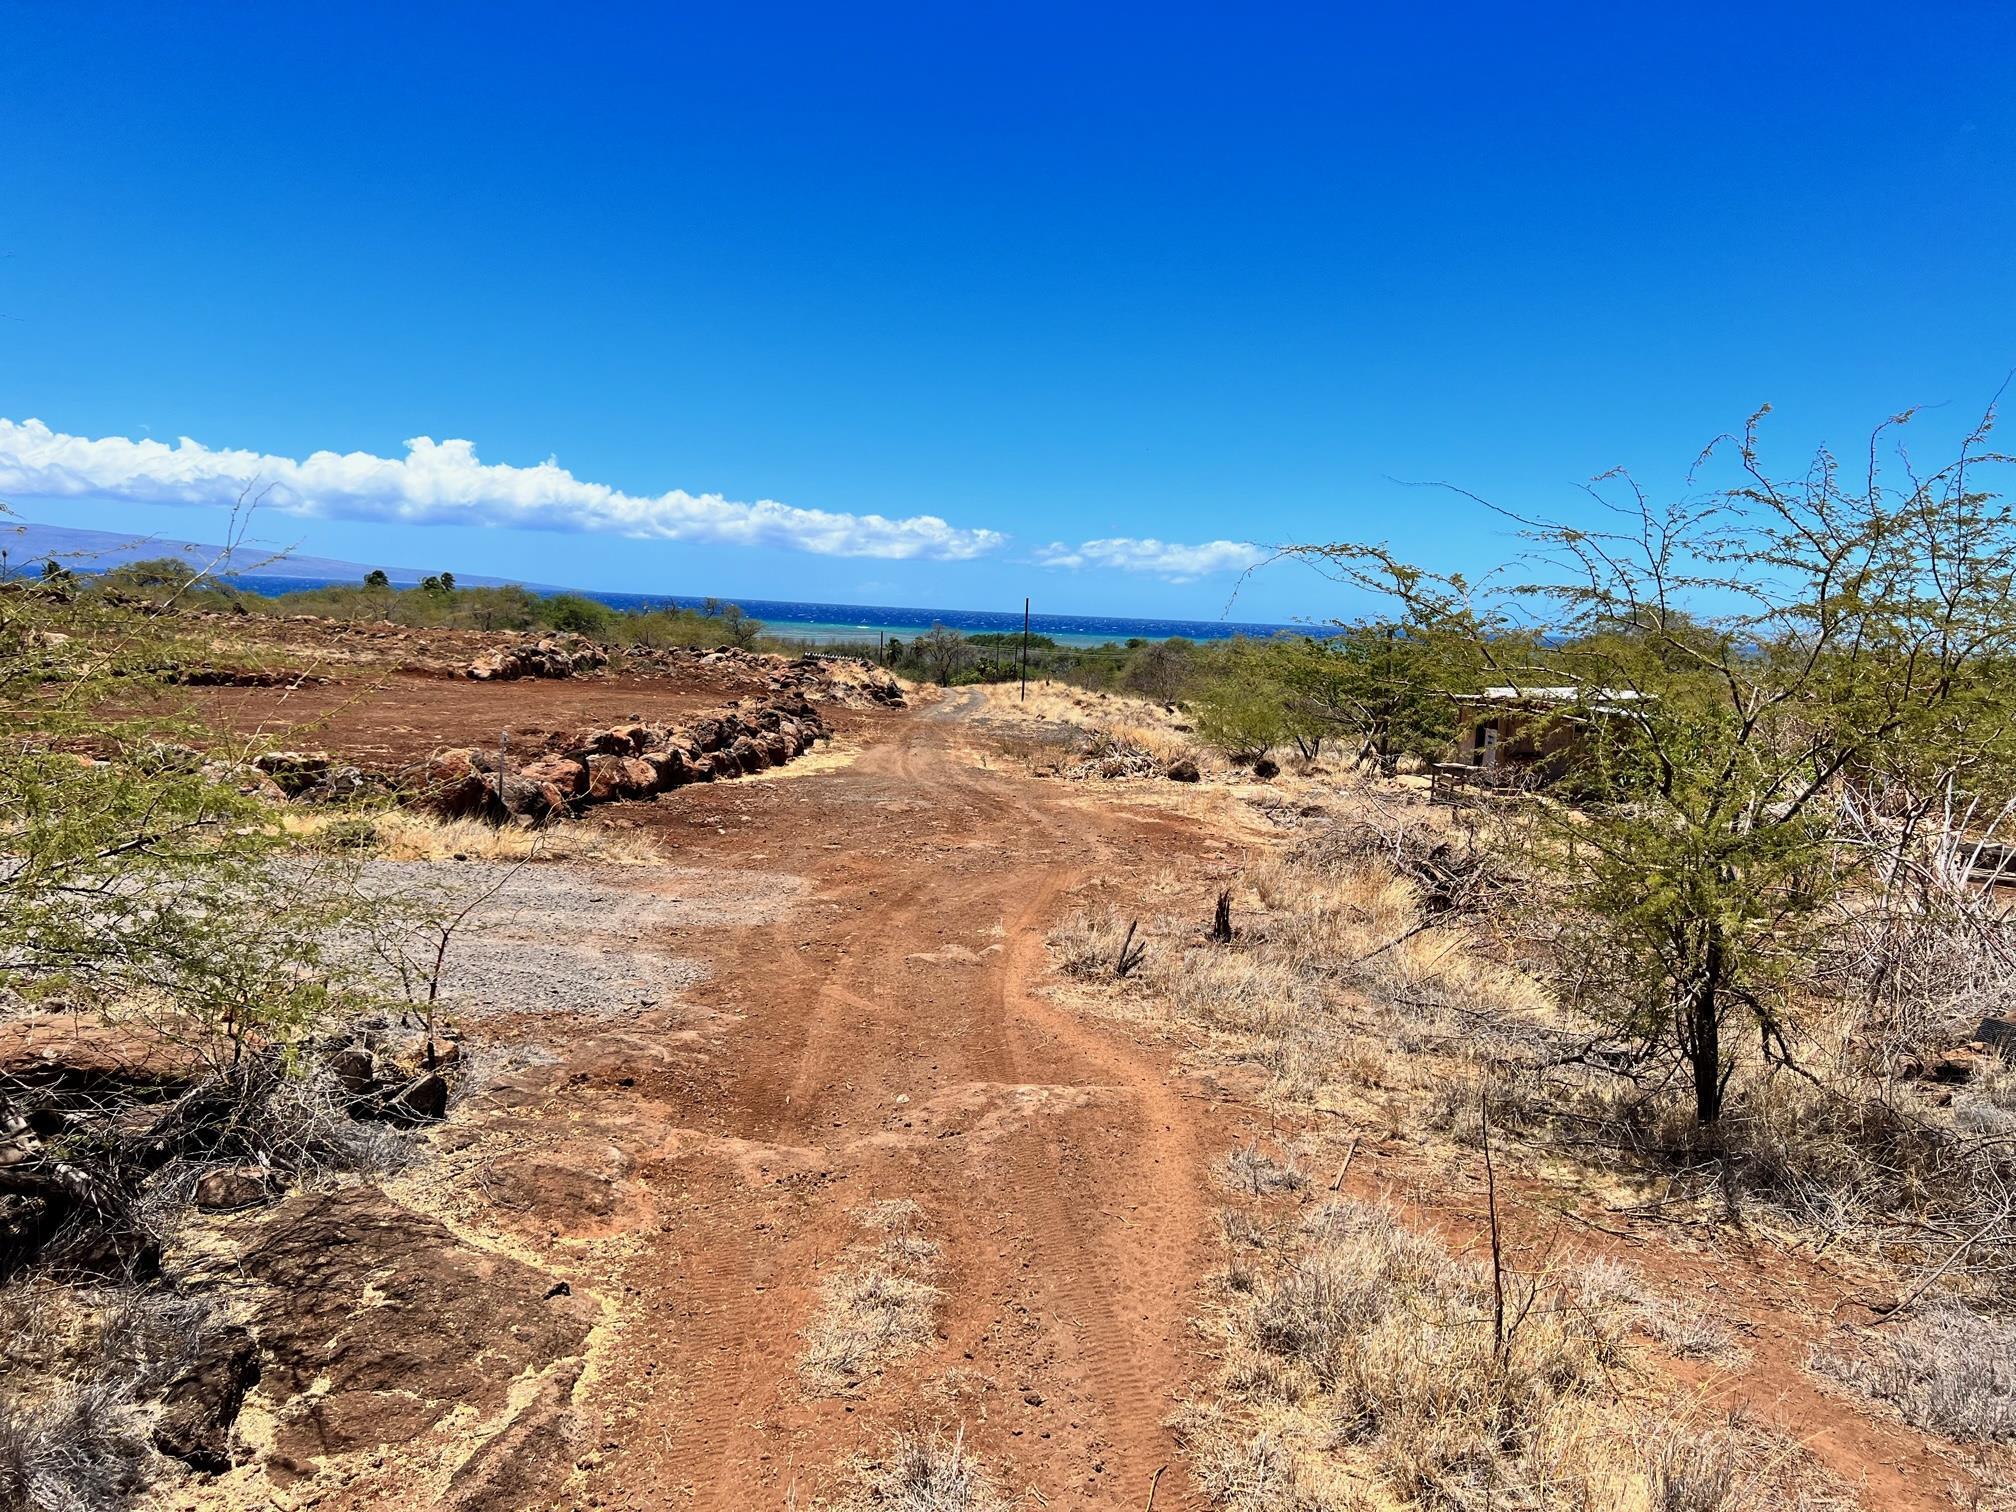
[405,693,835,822]
[465,635,608,681]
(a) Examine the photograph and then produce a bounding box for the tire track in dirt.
[575,692,1218,1508]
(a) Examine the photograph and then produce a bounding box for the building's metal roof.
[1468,685,1650,703]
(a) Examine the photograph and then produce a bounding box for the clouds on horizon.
[1032,535,1270,581]
[0,418,1271,581]
[0,417,1005,562]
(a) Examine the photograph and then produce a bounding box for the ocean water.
[221,575,1319,649]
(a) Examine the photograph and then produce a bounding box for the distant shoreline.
[4,521,1319,648]
[212,574,1324,649]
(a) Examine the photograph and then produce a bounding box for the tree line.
[23,557,767,650]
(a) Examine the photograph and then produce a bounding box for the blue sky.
[2,2,2012,622]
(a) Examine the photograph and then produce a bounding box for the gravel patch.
[351,859,806,1019]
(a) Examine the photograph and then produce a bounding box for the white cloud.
[0,418,1007,562]
[1034,535,1270,581]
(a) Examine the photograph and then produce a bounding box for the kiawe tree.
[1291,404,2016,1126]
[0,514,390,1270]
[913,623,970,686]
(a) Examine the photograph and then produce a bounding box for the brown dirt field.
[166,685,2008,1509]
[183,666,812,768]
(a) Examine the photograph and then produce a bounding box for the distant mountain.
[0,519,553,590]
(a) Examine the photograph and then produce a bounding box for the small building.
[1445,686,1649,786]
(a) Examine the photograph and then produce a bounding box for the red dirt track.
[489,690,1224,1507]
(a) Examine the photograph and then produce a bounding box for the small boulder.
[310,764,370,803]
[1165,758,1201,783]
[583,753,625,802]
[253,751,332,797]
[195,1166,276,1212]
[327,1046,378,1096]
[201,760,288,801]
[1975,1016,2016,1059]
[387,1072,450,1124]
[645,749,691,789]
[1931,1051,1982,1084]
[152,1324,261,1472]
[499,775,567,823]
[409,749,490,818]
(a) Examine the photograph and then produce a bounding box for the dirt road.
[427,691,1228,1508]
[174,680,1999,1509]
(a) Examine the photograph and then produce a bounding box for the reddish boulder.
[408,749,491,818]
[577,727,635,756]
[386,1072,450,1124]
[645,749,691,789]
[584,754,656,802]
[518,753,586,798]
[498,775,567,822]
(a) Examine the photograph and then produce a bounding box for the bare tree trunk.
[1680,926,1730,1125]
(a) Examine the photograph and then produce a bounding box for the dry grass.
[1049,901,1145,978]
[0,1284,230,1510]
[831,1425,1004,1512]
[1181,1193,1794,1511]
[1812,1305,2016,1442]
[0,1383,151,1512]
[1065,729,1163,780]
[1061,798,2015,1278]
[801,1200,943,1396]
[1050,807,1550,1116]
[284,807,665,863]
[1565,1258,1742,1365]
[1219,1142,1310,1196]
[974,681,1204,773]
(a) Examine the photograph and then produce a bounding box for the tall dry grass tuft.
[836,1425,1003,1512]
[1812,1305,2016,1442]
[1049,902,1146,979]
[1050,807,1549,1117]
[1181,1195,1780,1511]
[800,1200,943,1396]
[974,681,1205,773]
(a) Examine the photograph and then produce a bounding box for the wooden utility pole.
[1020,597,1030,701]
